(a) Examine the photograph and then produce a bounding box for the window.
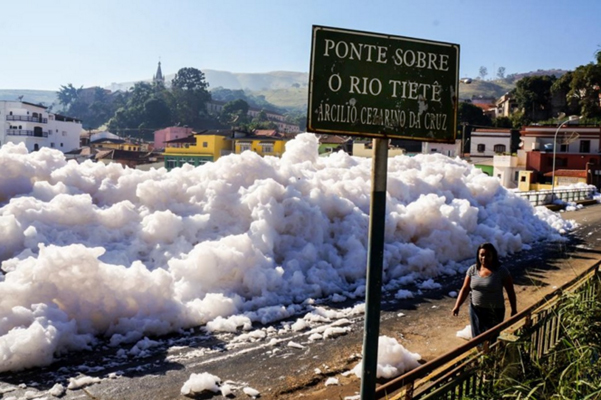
[60,143,63,147]
[580,140,590,153]
[261,143,274,153]
[202,142,208,148]
[50,143,55,148]
[560,143,568,152]
[239,143,251,152]
[477,144,485,152]
[493,144,506,153]
[520,175,526,182]
[514,171,519,181]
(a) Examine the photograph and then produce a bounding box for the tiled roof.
[543,169,588,178]
[165,135,196,144]
[318,135,349,144]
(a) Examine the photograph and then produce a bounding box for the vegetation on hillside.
[55,68,290,137]
[12,50,601,134]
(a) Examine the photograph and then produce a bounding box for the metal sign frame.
[308,25,460,142]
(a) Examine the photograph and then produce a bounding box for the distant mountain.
[0,89,59,109]
[0,68,571,114]
[107,70,309,93]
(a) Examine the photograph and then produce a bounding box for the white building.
[1,101,82,153]
[468,128,513,161]
[421,140,461,158]
[493,154,523,189]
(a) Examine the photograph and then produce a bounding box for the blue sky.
[3,0,601,91]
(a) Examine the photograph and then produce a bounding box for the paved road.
[1,204,600,400]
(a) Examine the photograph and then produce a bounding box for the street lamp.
[458,78,472,158]
[551,115,580,201]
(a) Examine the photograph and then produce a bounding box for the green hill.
[459,79,515,99]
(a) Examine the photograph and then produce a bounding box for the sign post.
[360,137,388,398]
[307,25,459,398]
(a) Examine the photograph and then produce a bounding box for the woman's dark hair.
[476,242,500,270]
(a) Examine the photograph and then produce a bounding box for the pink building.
[154,127,193,150]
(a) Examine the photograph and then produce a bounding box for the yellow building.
[91,138,141,152]
[164,131,233,170]
[163,130,289,170]
[233,134,287,157]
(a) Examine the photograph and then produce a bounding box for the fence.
[375,261,601,400]
[516,187,596,206]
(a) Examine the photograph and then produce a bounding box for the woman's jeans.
[469,303,505,338]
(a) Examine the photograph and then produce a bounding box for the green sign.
[307,25,460,142]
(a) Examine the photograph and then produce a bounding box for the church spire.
[153,61,165,85]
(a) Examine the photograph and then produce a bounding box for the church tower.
[153,61,165,85]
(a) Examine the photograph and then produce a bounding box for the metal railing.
[6,115,48,123]
[6,129,49,138]
[375,262,601,400]
[516,187,596,206]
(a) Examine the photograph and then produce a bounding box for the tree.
[458,102,492,126]
[57,85,120,129]
[107,82,156,134]
[512,75,556,121]
[551,71,579,116]
[249,109,277,131]
[492,116,513,128]
[171,67,209,92]
[496,67,506,80]
[57,84,82,108]
[142,97,172,129]
[479,66,488,80]
[171,67,212,128]
[220,99,250,126]
[566,63,601,119]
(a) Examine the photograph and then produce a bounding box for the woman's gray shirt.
[467,264,509,309]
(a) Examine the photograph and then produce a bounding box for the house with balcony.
[518,124,601,188]
[495,93,518,118]
[1,101,82,153]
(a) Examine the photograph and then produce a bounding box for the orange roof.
[473,103,496,111]
[543,169,588,178]
[254,129,280,137]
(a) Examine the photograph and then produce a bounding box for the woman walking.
[452,242,517,338]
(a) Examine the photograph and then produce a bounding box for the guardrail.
[6,115,48,123]
[6,129,49,138]
[375,261,601,399]
[516,188,596,206]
